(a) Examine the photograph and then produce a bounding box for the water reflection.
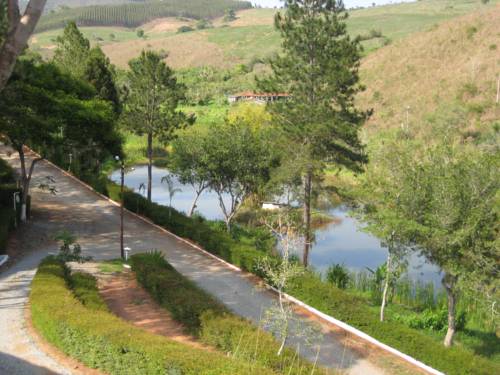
[111,165,442,286]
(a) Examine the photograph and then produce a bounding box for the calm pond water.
[111,165,442,286]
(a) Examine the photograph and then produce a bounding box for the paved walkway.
[0,147,392,375]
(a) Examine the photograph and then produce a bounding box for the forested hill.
[35,0,253,32]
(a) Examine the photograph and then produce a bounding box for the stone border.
[27,148,443,375]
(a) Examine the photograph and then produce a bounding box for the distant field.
[30,1,500,69]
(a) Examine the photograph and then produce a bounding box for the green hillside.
[31,0,500,69]
[35,0,252,32]
[359,4,500,135]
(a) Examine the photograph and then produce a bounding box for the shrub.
[394,307,467,333]
[177,25,194,33]
[30,257,273,375]
[326,264,350,289]
[130,252,323,375]
[69,272,108,312]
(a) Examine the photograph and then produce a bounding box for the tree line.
[36,0,252,32]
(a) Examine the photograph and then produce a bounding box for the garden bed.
[30,257,276,375]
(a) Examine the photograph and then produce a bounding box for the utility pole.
[115,155,125,259]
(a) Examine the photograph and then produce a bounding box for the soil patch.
[97,268,206,349]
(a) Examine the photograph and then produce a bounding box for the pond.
[111,165,442,286]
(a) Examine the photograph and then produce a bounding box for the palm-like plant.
[161,175,181,218]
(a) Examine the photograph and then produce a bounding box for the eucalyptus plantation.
[261,0,369,266]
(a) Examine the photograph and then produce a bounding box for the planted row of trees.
[36,0,252,32]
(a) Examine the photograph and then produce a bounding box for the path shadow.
[0,352,61,375]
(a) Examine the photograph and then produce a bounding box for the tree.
[362,133,499,346]
[0,0,48,91]
[260,0,369,266]
[258,210,321,358]
[54,22,120,114]
[223,9,236,22]
[169,128,210,217]
[83,47,121,114]
[53,21,90,78]
[206,121,276,231]
[0,58,119,221]
[122,50,191,202]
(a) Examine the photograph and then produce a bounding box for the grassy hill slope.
[359,4,500,135]
[31,0,500,69]
[35,0,252,32]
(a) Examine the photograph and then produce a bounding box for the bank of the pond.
[99,177,498,375]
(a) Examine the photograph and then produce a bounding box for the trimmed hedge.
[105,180,499,375]
[69,272,109,312]
[30,257,276,375]
[110,187,269,272]
[130,253,325,375]
[287,273,500,375]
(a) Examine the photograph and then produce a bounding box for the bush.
[131,252,227,334]
[177,25,194,33]
[395,307,467,333]
[30,257,273,375]
[326,264,350,289]
[69,272,108,312]
[130,252,323,375]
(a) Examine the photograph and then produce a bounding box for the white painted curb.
[26,148,443,375]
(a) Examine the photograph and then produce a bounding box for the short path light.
[124,247,131,261]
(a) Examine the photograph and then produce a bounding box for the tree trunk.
[302,170,312,267]
[17,146,41,222]
[147,132,153,202]
[380,252,392,322]
[188,189,203,217]
[0,0,47,91]
[443,273,457,347]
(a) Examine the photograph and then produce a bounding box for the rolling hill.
[35,0,252,32]
[358,4,500,135]
[30,0,500,69]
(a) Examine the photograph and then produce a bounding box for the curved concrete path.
[0,147,403,375]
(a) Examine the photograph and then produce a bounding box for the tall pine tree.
[261,0,369,266]
[122,50,192,202]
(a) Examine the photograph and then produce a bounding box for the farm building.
[228,91,290,104]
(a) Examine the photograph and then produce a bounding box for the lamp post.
[115,155,125,259]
